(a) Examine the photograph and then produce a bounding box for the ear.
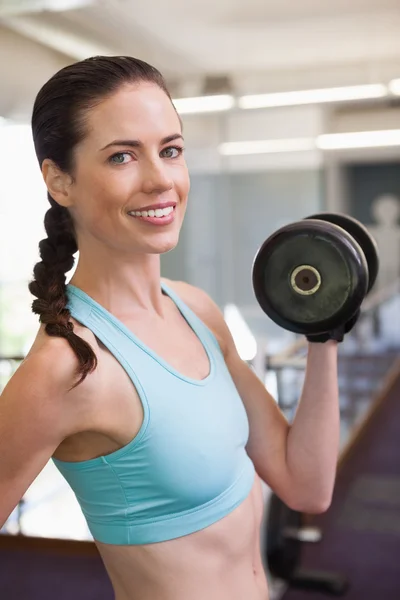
[41,159,74,208]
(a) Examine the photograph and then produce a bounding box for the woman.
[0,56,342,600]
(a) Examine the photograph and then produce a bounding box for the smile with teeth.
[128,206,175,218]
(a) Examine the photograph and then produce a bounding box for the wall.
[2,35,400,342]
[162,169,323,339]
[0,26,69,122]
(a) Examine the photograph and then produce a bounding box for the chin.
[147,235,180,255]
[160,240,179,254]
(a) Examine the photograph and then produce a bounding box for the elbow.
[305,496,332,514]
[286,494,332,515]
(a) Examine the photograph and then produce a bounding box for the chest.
[52,307,220,463]
[123,315,213,381]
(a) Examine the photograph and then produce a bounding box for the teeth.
[129,206,174,218]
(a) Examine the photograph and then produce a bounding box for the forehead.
[84,82,181,146]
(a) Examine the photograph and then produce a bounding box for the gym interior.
[0,1,400,599]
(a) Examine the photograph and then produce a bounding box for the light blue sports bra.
[52,282,256,545]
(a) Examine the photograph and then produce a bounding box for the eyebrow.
[100,133,184,152]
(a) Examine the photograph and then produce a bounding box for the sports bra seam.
[101,459,131,543]
[204,326,224,356]
[161,284,223,352]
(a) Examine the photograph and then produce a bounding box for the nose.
[141,157,174,195]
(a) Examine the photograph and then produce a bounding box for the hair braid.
[30,55,175,390]
[28,196,98,391]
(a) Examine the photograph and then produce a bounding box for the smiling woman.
[0,52,344,600]
[0,55,271,600]
[29,56,190,386]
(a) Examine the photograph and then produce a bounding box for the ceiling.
[1,0,400,88]
[0,0,399,123]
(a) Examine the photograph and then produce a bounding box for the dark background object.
[345,162,400,225]
[305,213,379,293]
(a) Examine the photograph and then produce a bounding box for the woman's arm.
[285,341,339,511]
[0,343,91,528]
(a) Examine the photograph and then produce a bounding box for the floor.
[281,362,400,600]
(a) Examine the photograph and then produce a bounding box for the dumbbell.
[304,213,379,294]
[252,213,379,335]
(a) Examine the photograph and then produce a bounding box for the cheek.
[174,166,190,198]
[73,176,121,224]
[80,170,138,217]
[84,161,138,192]
[101,169,138,196]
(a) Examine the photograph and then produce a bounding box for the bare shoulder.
[20,338,87,399]
[14,328,102,431]
[31,317,98,356]
[2,342,88,443]
[162,278,230,356]
[27,321,98,388]
[162,277,211,309]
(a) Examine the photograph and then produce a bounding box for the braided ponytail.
[28,196,98,391]
[30,55,175,390]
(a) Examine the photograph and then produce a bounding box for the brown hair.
[29,56,174,391]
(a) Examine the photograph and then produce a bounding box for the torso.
[29,279,269,600]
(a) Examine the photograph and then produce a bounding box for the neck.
[68,255,167,319]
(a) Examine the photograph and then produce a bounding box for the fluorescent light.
[0,0,94,15]
[239,84,388,109]
[219,138,315,155]
[172,95,234,115]
[167,82,392,116]
[317,129,400,149]
[218,129,400,156]
[388,79,400,95]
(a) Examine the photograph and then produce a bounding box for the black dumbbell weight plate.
[252,220,368,335]
[305,212,379,293]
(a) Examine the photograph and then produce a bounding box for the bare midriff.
[95,473,269,600]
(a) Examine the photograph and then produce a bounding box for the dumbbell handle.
[282,526,322,543]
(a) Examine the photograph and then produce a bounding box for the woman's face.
[64,82,189,256]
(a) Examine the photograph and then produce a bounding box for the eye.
[108,152,133,165]
[160,146,184,159]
